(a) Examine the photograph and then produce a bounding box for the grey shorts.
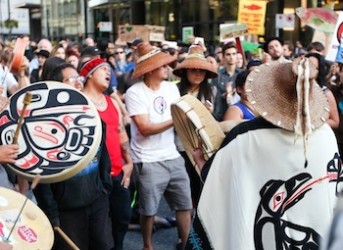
[134,156,192,216]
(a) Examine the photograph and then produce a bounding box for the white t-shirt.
[125,81,180,163]
[0,65,17,97]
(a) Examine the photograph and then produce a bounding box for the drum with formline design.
[0,187,54,249]
[0,81,102,183]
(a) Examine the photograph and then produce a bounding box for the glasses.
[65,76,85,85]
[115,51,124,55]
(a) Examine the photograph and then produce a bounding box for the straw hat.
[132,42,176,79]
[246,57,329,133]
[173,45,218,79]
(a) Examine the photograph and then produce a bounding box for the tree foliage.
[3,19,18,30]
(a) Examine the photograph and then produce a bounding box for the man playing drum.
[33,63,114,250]
[125,42,192,250]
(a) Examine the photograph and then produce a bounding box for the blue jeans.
[109,172,131,250]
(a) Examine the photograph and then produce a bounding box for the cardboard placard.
[116,25,165,44]
[220,23,248,41]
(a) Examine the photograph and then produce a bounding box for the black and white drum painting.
[0,81,102,183]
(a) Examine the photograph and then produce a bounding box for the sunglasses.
[115,51,124,55]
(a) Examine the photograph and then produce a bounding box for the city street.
[124,197,180,250]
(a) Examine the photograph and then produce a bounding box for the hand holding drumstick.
[12,92,32,145]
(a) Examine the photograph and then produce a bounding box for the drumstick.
[0,67,9,86]
[12,91,32,144]
[5,174,41,242]
[54,226,80,250]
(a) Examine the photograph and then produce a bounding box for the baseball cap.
[80,46,101,57]
[36,49,50,58]
[127,38,143,48]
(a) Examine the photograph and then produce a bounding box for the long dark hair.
[305,52,326,87]
[178,70,213,102]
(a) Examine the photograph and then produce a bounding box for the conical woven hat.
[173,45,218,78]
[246,58,329,131]
[132,42,176,79]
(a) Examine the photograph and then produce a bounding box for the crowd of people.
[0,33,343,250]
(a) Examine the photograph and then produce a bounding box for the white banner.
[98,22,112,32]
[275,14,295,29]
[326,12,343,62]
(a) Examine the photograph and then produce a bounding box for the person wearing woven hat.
[125,42,192,250]
[81,57,133,250]
[173,44,218,206]
[173,45,217,111]
[186,58,340,249]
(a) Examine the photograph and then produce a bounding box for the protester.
[49,63,84,90]
[212,41,242,121]
[50,44,66,60]
[262,37,291,63]
[223,69,257,121]
[236,52,245,69]
[30,49,50,83]
[29,38,52,74]
[41,56,66,80]
[172,44,218,206]
[0,39,32,202]
[81,58,133,250]
[33,62,114,250]
[66,51,80,69]
[186,58,339,249]
[0,141,19,250]
[1,43,31,95]
[125,42,192,250]
[305,49,339,129]
[327,63,343,156]
[113,46,135,77]
[173,44,217,113]
[283,40,294,60]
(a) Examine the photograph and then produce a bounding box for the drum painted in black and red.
[0,81,102,183]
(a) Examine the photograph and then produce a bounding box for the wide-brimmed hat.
[172,45,218,79]
[246,57,329,134]
[132,42,176,79]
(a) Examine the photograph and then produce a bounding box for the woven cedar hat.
[173,45,218,79]
[246,57,329,133]
[132,42,176,79]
